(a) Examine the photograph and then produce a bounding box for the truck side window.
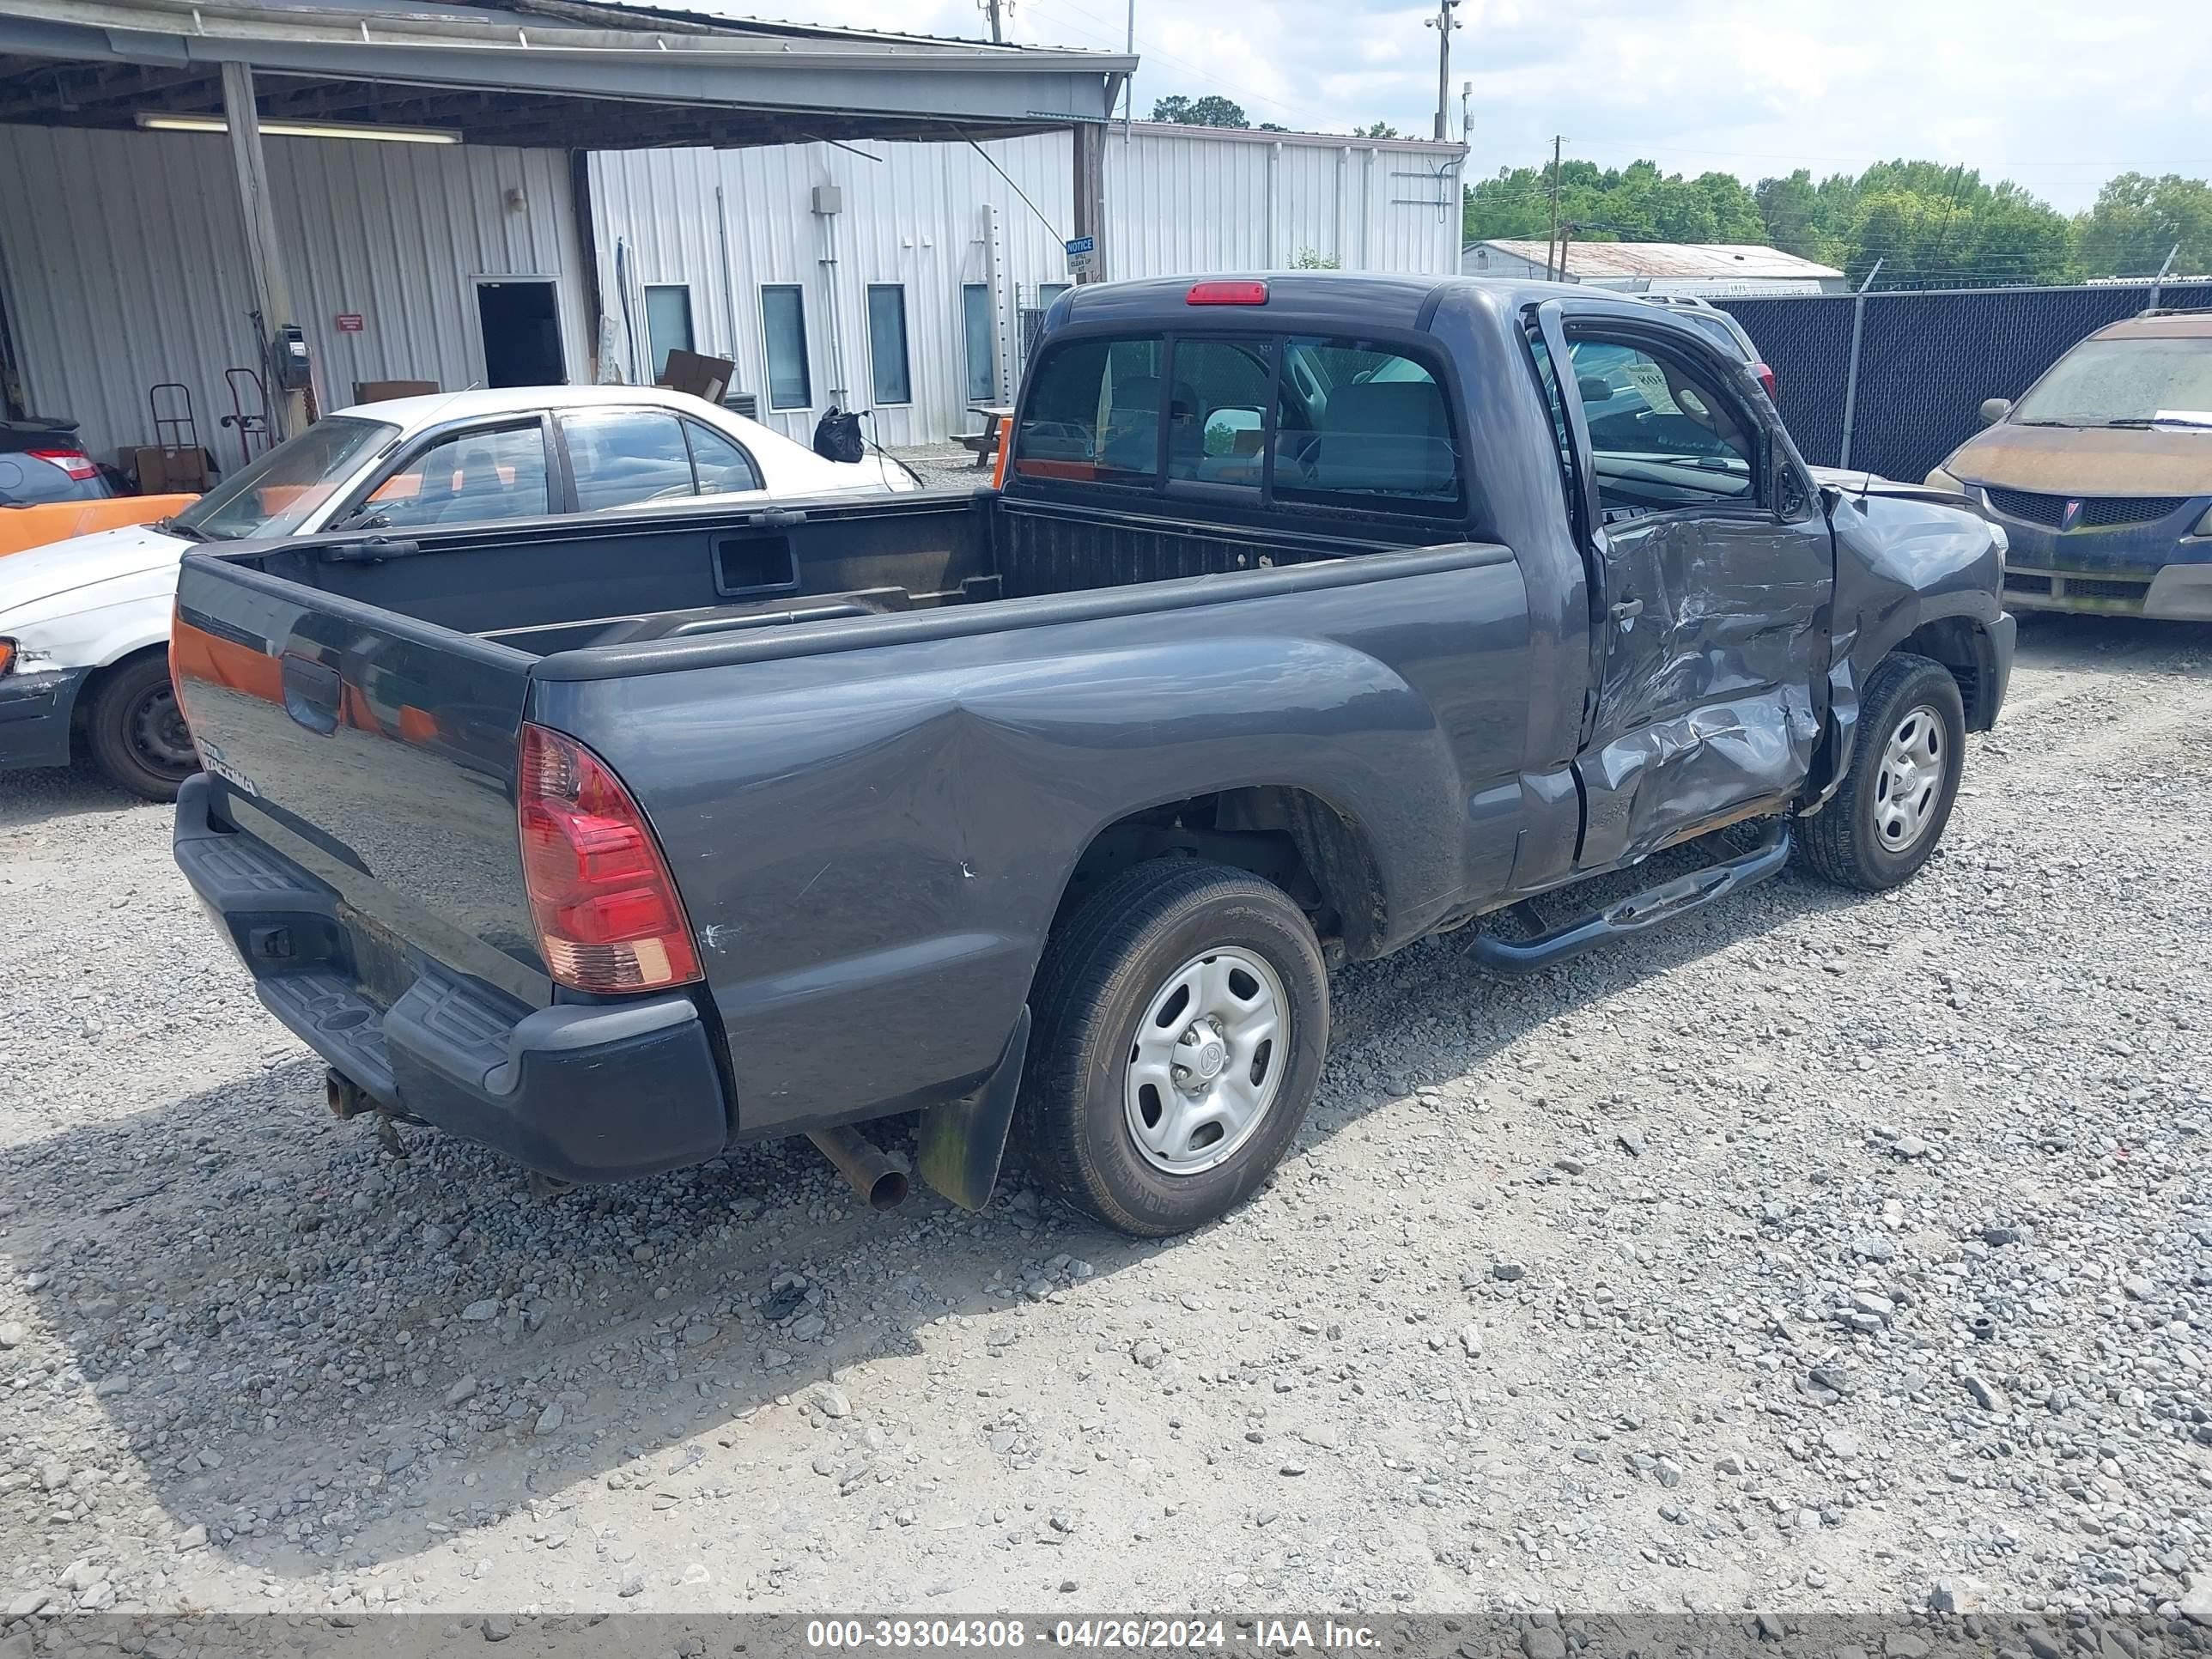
[1165,339,1273,489]
[1011,336,1165,486]
[1565,338,1760,520]
[1273,338,1461,514]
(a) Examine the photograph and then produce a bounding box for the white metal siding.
[0,123,586,463]
[586,136,1069,450]
[272,138,586,407]
[0,125,260,466]
[589,125,1466,447]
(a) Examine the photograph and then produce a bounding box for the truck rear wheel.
[1797,653,1966,892]
[1015,858,1328,1237]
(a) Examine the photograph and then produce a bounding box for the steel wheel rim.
[1123,945,1289,1176]
[131,684,196,775]
[1873,702,1945,853]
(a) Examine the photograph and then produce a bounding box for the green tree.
[1465,149,2099,289]
[1358,120,1401,138]
[2076,173,2212,277]
[1149,94,1249,128]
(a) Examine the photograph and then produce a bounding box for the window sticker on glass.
[1618,359,1681,416]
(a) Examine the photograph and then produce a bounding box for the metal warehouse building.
[590,123,1468,449]
[0,0,1463,465]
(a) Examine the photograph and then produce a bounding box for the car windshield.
[174,417,399,541]
[2010,336,2212,428]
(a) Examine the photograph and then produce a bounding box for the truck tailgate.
[171,550,547,1010]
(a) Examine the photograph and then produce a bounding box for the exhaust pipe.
[807,1125,908,1212]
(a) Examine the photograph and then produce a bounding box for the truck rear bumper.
[0,665,85,771]
[173,773,731,1183]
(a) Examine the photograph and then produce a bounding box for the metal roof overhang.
[0,0,1134,149]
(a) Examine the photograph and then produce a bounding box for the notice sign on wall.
[335,313,365,333]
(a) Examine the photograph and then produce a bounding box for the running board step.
[1470,822,1792,976]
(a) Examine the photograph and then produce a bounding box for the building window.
[962,283,997,404]
[762,285,811,410]
[643,285,695,383]
[866,284,912,405]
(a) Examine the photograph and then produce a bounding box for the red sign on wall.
[334,313,365,333]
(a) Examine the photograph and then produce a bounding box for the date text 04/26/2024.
[803,1620,1380,1651]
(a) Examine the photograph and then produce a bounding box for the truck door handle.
[1610,599,1645,622]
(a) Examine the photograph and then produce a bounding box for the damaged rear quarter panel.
[529,550,1531,1138]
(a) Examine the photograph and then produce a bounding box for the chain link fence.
[1717,281,2212,483]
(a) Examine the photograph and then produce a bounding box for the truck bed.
[173,481,1523,1176]
[235,486,1374,662]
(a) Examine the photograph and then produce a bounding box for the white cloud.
[692,0,2212,210]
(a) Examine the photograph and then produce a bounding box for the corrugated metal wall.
[586,135,1070,451]
[0,119,1462,462]
[0,124,586,463]
[590,125,1466,447]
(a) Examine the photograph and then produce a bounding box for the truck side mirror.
[1979,397,2011,427]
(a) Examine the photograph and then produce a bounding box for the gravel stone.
[2,619,2208,1620]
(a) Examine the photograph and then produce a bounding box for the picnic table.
[958,404,1015,468]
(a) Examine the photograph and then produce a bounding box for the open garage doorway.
[474,278,566,388]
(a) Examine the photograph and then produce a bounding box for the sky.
[700,0,2212,214]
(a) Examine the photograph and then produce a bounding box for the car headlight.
[2194,503,2212,538]
[1924,465,1966,492]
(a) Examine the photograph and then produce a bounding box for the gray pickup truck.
[172,273,2014,1237]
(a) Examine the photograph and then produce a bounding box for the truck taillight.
[518,723,701,994]
[27,447,97,481]
[1753,362,1779,402]
[1187,280,1268,306]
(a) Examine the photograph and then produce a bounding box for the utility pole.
[1424,0,1461,143]
[1123,0,1135,134]
[981,0,1005,43]
[1543,135,1563,281]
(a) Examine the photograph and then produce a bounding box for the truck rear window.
[1013,331,1464,518]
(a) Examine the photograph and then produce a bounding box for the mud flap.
[915,1006,1031,1212]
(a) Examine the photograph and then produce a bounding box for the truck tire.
[85,652,197,803]
[1797,653,1966,892]
[1015,858,1329,1237]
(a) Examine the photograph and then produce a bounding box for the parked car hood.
[0,521,191,616]
[1945,422,2212,496]
[1808,466,1972,505]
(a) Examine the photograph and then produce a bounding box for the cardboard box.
[353,380,439,404]
[126,445,212,495]
[656,349,735,404]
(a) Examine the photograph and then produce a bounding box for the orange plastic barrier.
[0,495,200,559]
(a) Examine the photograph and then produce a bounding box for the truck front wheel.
[1015,858,1328,1237]
[1798,653,1966,892]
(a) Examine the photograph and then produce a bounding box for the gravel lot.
[1,611,2209,1628]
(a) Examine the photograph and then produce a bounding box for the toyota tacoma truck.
[170,274,2014,1237]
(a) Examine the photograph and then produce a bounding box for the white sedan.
[0,386,915,799]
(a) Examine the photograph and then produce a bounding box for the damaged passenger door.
[1547,310,1832,868]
